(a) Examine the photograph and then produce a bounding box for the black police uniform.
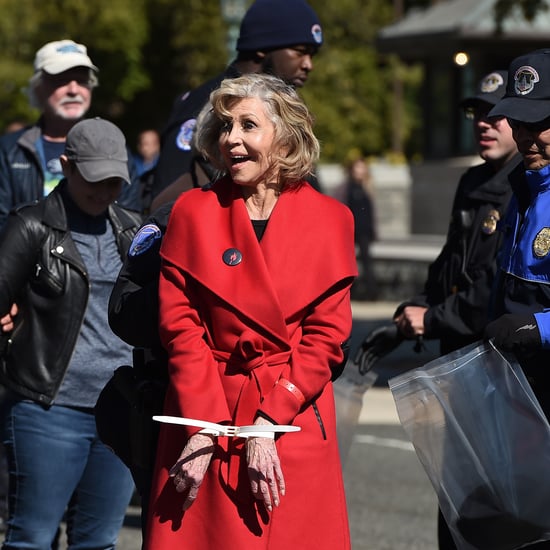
[395,154,520,356]
[151,65,241,198]
[99,201,173,535]
[492,163,550,411]
[394,153,520,550]
[480,162,550,550]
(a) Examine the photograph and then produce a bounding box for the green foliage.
[0,0,151,129]
[494,0,548,30]
[0,0,425,162]
[116,0,227,140]
[303,0,423,163]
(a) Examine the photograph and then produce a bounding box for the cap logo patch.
[56,43,85,55]
[514,66,540,96]
[481,72,504,93]
[311,24,323,45]
[129,224,163,256]
[176,119,197,151]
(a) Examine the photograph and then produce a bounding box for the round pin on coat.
[223,248,242,266]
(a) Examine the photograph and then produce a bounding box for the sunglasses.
[506,117,550,132]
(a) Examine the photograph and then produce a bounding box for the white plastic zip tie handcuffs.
[153,416,301,439]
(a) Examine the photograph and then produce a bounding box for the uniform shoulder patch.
[176,119,197,151]
[129,223,163,257]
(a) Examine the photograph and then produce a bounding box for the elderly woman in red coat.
[145,73,357,550]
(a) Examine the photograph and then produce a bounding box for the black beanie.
[236,0,323,53]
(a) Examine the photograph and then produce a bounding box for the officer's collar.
[525,163,550,198]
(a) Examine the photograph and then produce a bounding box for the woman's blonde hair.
[194,73,320,189]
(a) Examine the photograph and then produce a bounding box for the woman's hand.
[169,433,216,511]
[246,417,285,512]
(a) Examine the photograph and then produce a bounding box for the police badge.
[533,227,550,258]
[482,210,500,235]
[514,65,540,96]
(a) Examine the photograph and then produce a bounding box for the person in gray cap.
[0,118,142,550]
[149,0,323,205]
[0,39,141,231]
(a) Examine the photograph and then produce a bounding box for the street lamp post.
[219,0,247,63]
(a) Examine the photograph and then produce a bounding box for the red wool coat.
[145,179,358,550]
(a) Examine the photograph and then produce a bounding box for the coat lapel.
[162,181,289,347]
[160,180,357,347]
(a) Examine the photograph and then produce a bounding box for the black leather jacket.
[0,182,142,405]
[0,121,143,230]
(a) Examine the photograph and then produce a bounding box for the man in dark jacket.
[391,70,520,549]
[0,118,142,549]
[0,39,141,230]
[150,0,323,204]
[394,71,519,354]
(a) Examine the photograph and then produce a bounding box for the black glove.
[354,324,404,375]
[484,314,542,352]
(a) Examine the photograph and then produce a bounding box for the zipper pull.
[35,264,42,277]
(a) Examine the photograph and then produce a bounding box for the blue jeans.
[1,399,135,550]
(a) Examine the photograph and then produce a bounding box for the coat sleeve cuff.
[534,310,550,348]
[258,379,305,426]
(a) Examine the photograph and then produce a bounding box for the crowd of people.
[0,0,549,549]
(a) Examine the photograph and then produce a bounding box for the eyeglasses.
[42,71,96,89]
[506,117,550,133]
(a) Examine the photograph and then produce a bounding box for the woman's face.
[218,97,277,189]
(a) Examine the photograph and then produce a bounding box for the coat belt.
[210,331,292,494]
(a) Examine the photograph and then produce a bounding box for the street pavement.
[56,301,441,549]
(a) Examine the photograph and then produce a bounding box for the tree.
[302,0,423,162]
[0,0,152,129]
[116,0,228,143]
[0,0,227,143]
[0,0,425,164]
[494,0,548,31]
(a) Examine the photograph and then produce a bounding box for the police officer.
[485,51,550,424]
[394,70,520,355]
[100,200,173,536]
[363,70,520,550]
[473,48,550,550]
[150,0,323,205]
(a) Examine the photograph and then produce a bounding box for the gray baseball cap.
[65,118,130,184]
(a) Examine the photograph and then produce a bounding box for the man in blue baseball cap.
[149,0,323,206]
